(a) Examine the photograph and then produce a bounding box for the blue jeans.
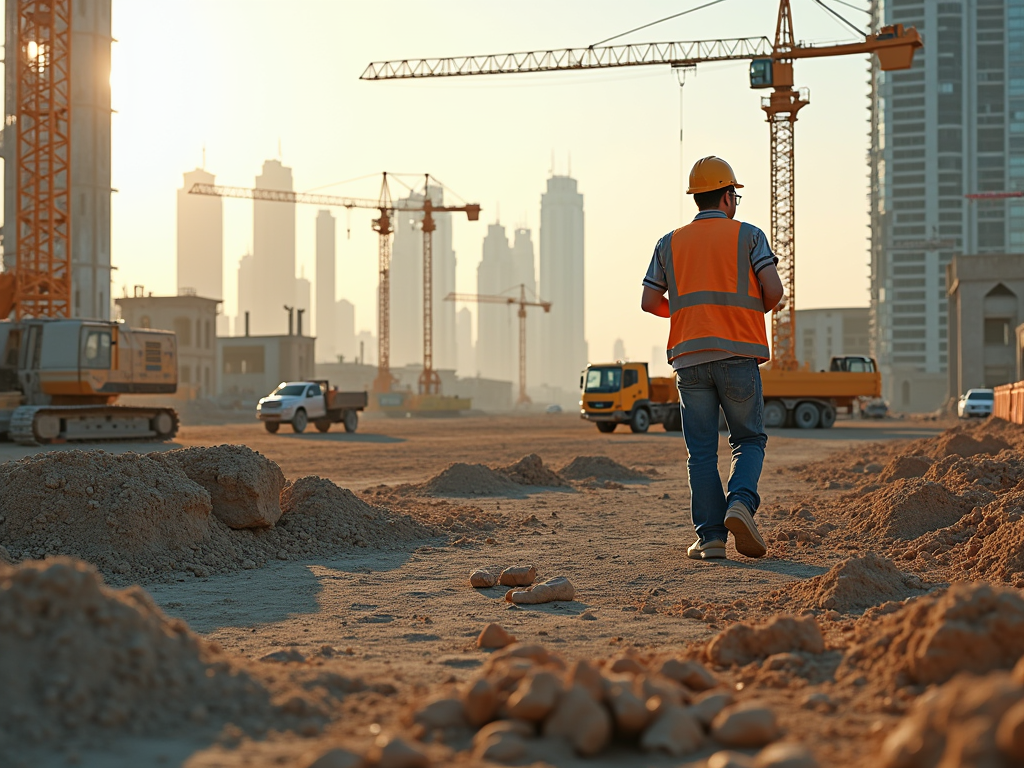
[675,357,767,544]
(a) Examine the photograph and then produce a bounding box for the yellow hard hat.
[687,156,744,195]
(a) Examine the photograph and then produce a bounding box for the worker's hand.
[773,294,788,312]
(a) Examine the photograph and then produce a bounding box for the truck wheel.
[664,409,682,432]
[291,409,308,433]
[629,408,651,433]
[315,419,331,433]
[596,422,617,433]
[763,400,787,429]
[343,410,359,433]
[264,421,280,434]
[819,405,837,429]
[794,402,820,429]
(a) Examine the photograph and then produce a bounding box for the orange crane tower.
[361,1,922,370]
[0,0,73,319]
[190,175,481,397]
[445,284,551,406]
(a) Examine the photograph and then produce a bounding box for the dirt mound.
[559,456,648,482]
[279,475,434,546]
[0,450,212,577]
[879,455,933,483]
[878,663,1024,767]
[419,463,524,497]
[766,554,926,614]
[839,582,1024,690]
[852,478,972,542]
[0,558,283,746]
[924,452,1024,496]
[932,429,1009,459]
[499,454,568,487]
[154,444,285,529]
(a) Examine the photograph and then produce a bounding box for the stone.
[708,615,824,666]
[507,671,563,722]
[638,674,689,709]
[606,679,650,735]
[369,735,429,768]
[543,684,611,756]
[474,731,527,763]
[707,751,756,768]
[413,696,466,730]
[477,623,516,649]
[470,569,498,588]
[754,742,819,768]
[608,655,646,676]
[997,700,1024,761]
[657,658,719,691]
[712,703,780,749]
[156,445,285,529]
[690,691,736,728]
[566,659,605,702]
[461,677,499,728]
[505,576,575,604]
[499,565,537,586]
[304,748,364,768]
[639,705,705,756]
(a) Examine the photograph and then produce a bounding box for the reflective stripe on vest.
[663,218,770,364]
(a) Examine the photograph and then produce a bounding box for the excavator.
[0,280,180,446]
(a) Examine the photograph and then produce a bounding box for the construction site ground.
[11,412,1021,768]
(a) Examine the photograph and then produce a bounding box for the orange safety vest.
[664,217,770,365]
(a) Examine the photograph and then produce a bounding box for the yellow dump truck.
[581,356,881,432]
[580,362,681,433]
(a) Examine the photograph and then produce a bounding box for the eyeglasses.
[730,192,742,206]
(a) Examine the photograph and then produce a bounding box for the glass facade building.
[870,0,1024,410]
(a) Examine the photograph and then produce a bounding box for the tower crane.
[189,174,481,398]
[361,0,923,371]
[445,284,551,406]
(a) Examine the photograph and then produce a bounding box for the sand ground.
[4,413,952,767]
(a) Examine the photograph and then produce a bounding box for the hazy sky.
[106,0,886,364]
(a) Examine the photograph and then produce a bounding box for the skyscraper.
[539,175,587,391]
[336,298,356,362]
[295,272,311,335]
[177,168,223,300]
[252,160,296,335]
[870,0,1024,411]
[456,306,475,378]
[3,0,113,319]
[511,227,543,388]
[389,185,457,369]
[477,223,517,381]
[316,210,337,361]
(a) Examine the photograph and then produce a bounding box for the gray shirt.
[643,211,777,370]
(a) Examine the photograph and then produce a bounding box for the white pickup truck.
[256,380,368,434]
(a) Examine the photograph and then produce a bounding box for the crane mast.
[446,284,551,406]
[362,1,922,371]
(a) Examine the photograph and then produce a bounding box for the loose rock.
[506,576,575,604]
[470,569,498,588]
[712,703,780,748]
[477,623,516,649]
[498,565,537,587]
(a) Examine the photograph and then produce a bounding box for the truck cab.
[256,381,328,433]
[580,361,681,434]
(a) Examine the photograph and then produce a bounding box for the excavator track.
[7,405,179,447]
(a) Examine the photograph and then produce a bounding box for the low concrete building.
[115,291,221,399]
[794,308,870,372]
[217,334,315,400]
[947,254,1024,400]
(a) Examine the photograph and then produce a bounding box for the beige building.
[218,334,315,400]
[947,254,1024,401]
[794,308,871,372]
[115,292,221,399]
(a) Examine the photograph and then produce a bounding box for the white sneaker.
[725,503,767,558]
[687,538,726,560]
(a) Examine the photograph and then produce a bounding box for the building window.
[173,317,192,347]
[139,315,151,329]
[985,318,1012,346]
[223,346,265,375]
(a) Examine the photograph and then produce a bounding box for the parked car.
[545,404,563,414]
[859,397,889,420]
[958,388,994,418]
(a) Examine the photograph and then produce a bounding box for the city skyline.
[105,0,882,368]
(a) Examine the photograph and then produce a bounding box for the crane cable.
[810,0,866,37]
[591,0,732,48]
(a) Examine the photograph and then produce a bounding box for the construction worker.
[640,156,785,560]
